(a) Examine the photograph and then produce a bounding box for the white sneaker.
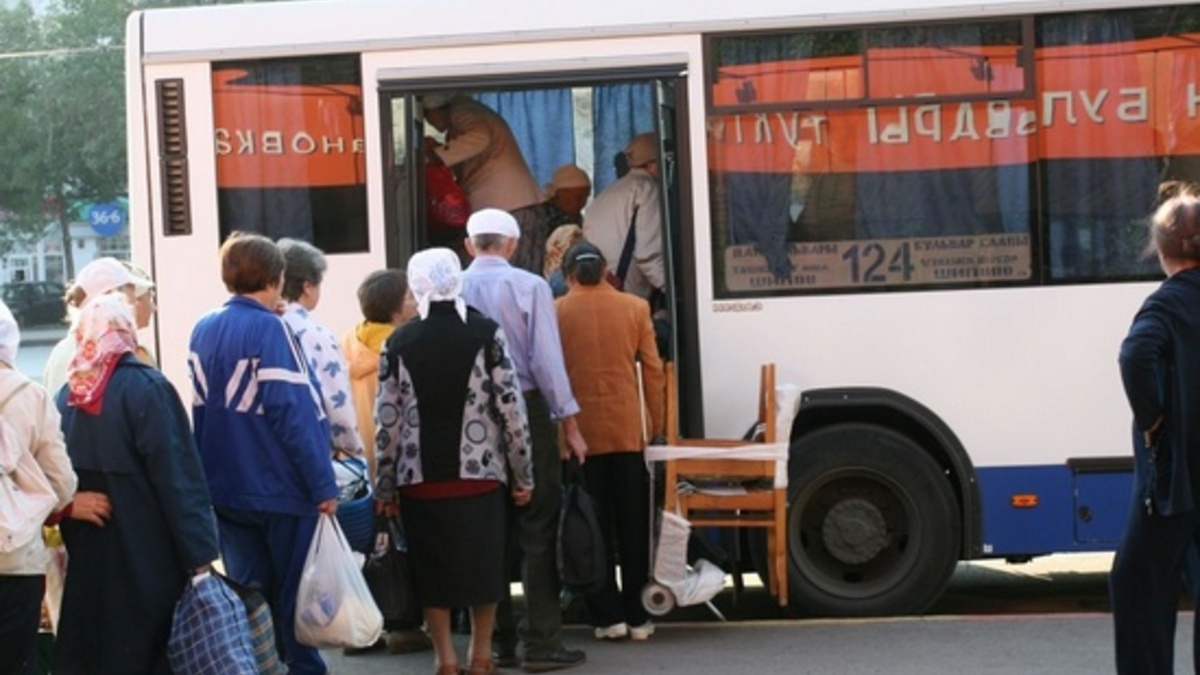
[629,622,655,641]
[594,622,629,640]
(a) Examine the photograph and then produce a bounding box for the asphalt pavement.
[323,614,1192,675]
[323,555,1150,675]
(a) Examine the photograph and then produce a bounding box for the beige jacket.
[0,367,77,575]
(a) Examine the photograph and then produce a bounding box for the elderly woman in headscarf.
[53,295,218,675]
[0,299,76,675]
[42,257,154,396]
[374,247,534,675]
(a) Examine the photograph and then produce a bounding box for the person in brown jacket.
[554,241,665,642]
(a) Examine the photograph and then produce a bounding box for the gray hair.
[278,238,328,301]
[470,233,507,253]
[1147,182,1200,263]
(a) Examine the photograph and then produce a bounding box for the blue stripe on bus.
[975,465,1133,556]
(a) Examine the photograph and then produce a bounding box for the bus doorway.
[379,70,702,436]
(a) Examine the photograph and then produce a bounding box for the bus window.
[212,54,368,254]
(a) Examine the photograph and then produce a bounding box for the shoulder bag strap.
[0,380,31,417]
[615,204,640,284]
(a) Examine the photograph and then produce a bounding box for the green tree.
[0,0,260,278]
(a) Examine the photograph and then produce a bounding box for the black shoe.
[522,648,586,673]
[342,637,386,656]
[492,644,519,669]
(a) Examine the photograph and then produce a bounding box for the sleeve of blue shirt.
[525,278,580,420]
[258,319,338,505]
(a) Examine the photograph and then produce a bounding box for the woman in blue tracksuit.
[1112,184,1200,675]
[189,232,338,675]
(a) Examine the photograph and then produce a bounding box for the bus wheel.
[786,423,960,617]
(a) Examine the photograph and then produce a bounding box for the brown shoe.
[467,659,498,675]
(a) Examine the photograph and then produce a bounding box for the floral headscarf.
[0,299,18,368]
[408,248,467,322]
[543,224,584,278]
[67,294,137,415]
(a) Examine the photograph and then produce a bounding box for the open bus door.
[377,71,701,433]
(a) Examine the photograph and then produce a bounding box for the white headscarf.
[408,248,466,322]
[0,299,18,367]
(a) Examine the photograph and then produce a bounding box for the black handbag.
[362,515,421,629]
[557,458,608,595]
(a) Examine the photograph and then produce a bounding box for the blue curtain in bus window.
[592,83,655,194]
[474,90,574,192]
[725,172,794,277]
[1038,14,1159,281]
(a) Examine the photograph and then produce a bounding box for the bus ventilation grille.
[156,79,191,237]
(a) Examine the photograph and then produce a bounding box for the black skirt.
[399,485,507,608]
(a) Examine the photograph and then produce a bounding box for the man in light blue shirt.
[461,208,588,673]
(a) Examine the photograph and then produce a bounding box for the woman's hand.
[511,486,532,507]
[71,491,112,527]
[317,498,338,515]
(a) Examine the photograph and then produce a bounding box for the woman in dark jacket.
[1112,184,1200,675]
[54,294,219,674]
[375,247,534,675]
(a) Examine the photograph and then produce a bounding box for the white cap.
[624,132,659,168]
[466,208,521,240]
[75,257,153,301]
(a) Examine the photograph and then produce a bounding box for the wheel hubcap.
[821,497,889,565]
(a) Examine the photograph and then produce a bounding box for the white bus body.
[127,0,1190,615]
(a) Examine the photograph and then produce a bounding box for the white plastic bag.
[295,513,383,648]
[0,417,58,553]
[653,511,726,607]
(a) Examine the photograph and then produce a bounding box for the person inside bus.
[459,208,589,672]
[544,225,585,299]
[582,132,666,304]
[277,238,365,461]
[421,94,548,276]
[1111,183,1200,675]
[532,164,592,236]
[374,247,534,675]
[188,232,339,675]
[555,241,665,643]
[43,257,154,396]
[340,268,431,656]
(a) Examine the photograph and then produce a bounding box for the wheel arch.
[789,387,982,559]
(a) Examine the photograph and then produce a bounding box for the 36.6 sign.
[88,203,126,237]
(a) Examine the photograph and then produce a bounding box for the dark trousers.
[582,452,651,628]
[1110,496,1200,675]
[496,392,565,655]
[216,509,325,675]
[0,575,43,675]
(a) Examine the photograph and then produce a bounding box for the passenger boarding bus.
[125,0,1199,616]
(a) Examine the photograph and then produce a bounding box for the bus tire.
[786,423,960,617]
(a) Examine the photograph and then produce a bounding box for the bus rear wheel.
[786,423,960,617]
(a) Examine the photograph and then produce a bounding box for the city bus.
[125,0,1199,617]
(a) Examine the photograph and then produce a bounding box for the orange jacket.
[556,283,665,455]
[341,321,395,477]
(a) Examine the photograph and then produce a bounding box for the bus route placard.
[724,233,1032,292]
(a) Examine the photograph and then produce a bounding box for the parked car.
[2,281,66,327]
